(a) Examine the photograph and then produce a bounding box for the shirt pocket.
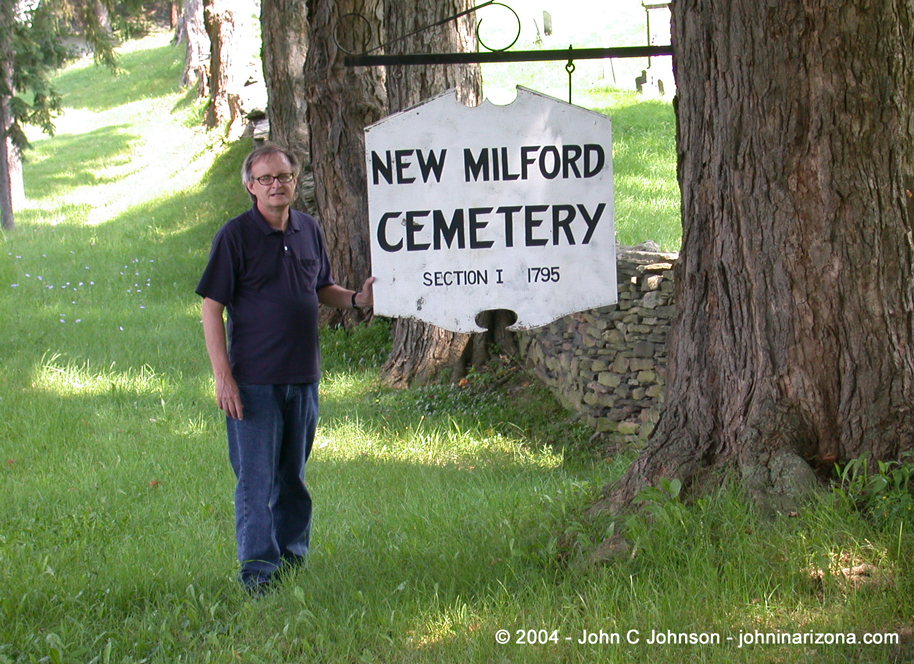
[294,258,320,292]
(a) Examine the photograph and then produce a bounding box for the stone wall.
[517,244,678,442]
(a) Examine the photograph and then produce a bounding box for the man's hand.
[354,276,375,309]
[215,372,244,420]
[318,277,376,310]
[201,297,244,420]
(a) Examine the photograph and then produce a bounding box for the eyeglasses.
[252,173,295,185]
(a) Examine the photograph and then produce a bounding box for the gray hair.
[241,143,301,202]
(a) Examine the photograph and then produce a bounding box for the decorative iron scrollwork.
[334,1,521,57]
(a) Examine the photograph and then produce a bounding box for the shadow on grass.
[23,126,137,202]
[20,137,249,267]
[99,138,251,249]
[14,202,93,226]
[1,141,251,392]
[0,400,580,662]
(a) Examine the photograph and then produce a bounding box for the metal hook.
[565,47,576,103]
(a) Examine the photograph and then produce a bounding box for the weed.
[834,453,914,529]
[633,476,686,528]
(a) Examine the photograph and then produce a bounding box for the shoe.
[281,553,307,570]
[240,572,274,597]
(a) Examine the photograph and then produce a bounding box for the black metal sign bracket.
[337,2,673,103]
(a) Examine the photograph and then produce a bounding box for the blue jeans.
[226,383,318,584]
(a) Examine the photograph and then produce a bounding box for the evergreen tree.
[1,0,143,228]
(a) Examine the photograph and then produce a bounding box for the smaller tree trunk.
[304,0,386,326]
[260,0,312,211]
[0,27,14,231]
[171,1,182,28]
[381,322,470,388]
[181,0,210,97]
[203,0,253,138]
[93,0,112,34]
[380,0,511,388]
[0,136,13,231]
[7,139,23,211]
[1,55,23,217]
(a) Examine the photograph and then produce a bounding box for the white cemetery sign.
[365,86,616,333]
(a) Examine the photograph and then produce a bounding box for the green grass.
[1,30,912,664]
[595,90,679,250]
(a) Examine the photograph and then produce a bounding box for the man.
[196,143,374,593]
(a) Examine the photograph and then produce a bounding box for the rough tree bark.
[304,0,386,325]
[179,0,210,97]
[260,0,313,212]
[171,0,182,29]
[203,0,255,138]
[383,0,480,112]
[597,0,914,515]
[0,0,14,230]
[379,0,515,388]
[0,101,14,231]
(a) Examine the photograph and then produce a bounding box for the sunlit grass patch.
[602,93,679,250]
[317,412,566,472]
[24,116,224,226]
[31,351,173,398]
[21,34,225,229]
[51,31,185,111]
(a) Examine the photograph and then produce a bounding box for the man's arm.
[201,297,243,420]
[317,276,375,309]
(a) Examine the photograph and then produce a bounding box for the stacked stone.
[518,244,678,444]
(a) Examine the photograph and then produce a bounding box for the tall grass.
[1,31,911,664]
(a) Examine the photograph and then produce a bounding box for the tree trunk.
[598,0,914,515]
[383,0,481,112]
[303,0,386,325]
[0,122,13,231]
[180,0,210,97]
[260,0,313,212]
[93,0,112,34]
[7,138,23,211]
[379,0,502,388]
[171,0,182,29]
[203,0,254,138]
[0,2,14,231]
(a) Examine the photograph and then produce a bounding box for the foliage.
[633,476,686,528]
[5,3,70,149]
[834,453,914,529]
[4,0,157,153]
[480,5,681,252]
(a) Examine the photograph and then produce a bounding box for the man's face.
[245,153,296,213]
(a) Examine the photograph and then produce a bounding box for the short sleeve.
[195,228,238,305]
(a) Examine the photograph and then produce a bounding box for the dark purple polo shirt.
[196,206,335,385]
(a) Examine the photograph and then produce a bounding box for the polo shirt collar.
[249,206,302,235]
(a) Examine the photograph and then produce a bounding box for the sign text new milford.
[365,87,617,333]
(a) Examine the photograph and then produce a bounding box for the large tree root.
[588,418,821,523]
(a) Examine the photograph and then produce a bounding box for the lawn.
[0,29,911,664]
